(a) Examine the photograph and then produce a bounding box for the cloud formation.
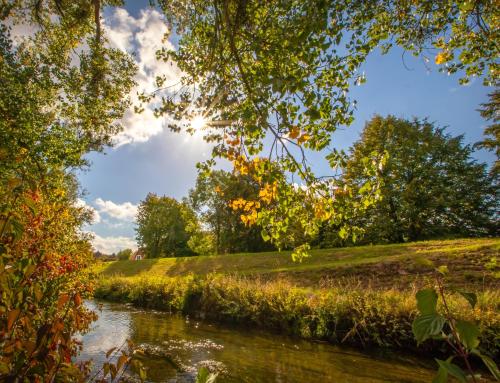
[91,232,137,254]
[104,8,182,146]
[94,198,138,221]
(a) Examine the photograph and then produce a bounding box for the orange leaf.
[57,294,69,310]
[7,309,20,331]
[288,126,300,139]
[117,354,129,371]
[74,294,82,307]
[106,347,117,359]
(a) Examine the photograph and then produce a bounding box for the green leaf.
[473,351,500,380]
[196,367,215,383]
[436,265,448,275]
[416,288,438,315]
[435,359,467,383]
[457,291,477,309]
[412,314,445,344]
[261,230,270,242]
[432,365,448,383]
[455,320,480,350]
[139,366,147,381]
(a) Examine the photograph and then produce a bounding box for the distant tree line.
[135,115,498,258]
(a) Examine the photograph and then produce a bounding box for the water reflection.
[79,301,435,382]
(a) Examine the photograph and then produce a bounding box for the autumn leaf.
[297,134,311,144]
[74,294,82,306]
[57,294,70,310]
[435,51,450,65]
[7,309,20,331]
[288,126,300,139]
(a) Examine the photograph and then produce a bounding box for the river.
[79,300,436,382]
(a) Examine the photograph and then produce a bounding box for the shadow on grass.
[100,258,160,277]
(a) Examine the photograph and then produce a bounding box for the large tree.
[341,115,498,243]
[136,193,194,257]
[188,170,275,254]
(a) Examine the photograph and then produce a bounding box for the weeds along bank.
[94,274,500,358]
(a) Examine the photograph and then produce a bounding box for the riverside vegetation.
[94,238,500,362]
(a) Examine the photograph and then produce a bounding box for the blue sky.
[81,3,494,253]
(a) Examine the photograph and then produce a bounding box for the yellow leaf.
[435,51,448,65]
[297,134,311,144]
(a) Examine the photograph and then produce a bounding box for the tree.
[136,193,194,258]
[142,0,499,254]
[117,248,133,261]
[341,115,498,243]
[475,90,500,177]
[0,2,136,380]
[189,170,276,254]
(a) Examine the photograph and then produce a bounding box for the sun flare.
[191,115,207,130]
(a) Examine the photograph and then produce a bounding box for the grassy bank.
[94,238,500,357]
[94,274,500,358]
[95,238,500,289]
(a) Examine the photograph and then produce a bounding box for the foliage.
[116,249,133,261]
[0,1,136,380]
[188,170,275,254]
[196,366,218,383]
[475,89,500,177]
[136,193,195,258]
[94,273,499,357]
[340,115,498,244]
[88,340,147,383]
[412,265,500,382]
[140,0,499,253]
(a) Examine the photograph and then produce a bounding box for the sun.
[191,115,206,130]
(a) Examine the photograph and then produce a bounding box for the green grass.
[95,238,500,289]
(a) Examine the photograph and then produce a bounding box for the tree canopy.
[189,170,276,254]
[341,115,498,243]
[136,193,195,257]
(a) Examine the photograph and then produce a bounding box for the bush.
[117,249,133,261]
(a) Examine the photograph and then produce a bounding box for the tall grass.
[94,274,500,357]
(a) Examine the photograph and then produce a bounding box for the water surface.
[79,301,436,382]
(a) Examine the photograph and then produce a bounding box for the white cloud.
[94,198,138,221]
[91,232,137,254]
[104,8,182,146]
[76,198,101,224]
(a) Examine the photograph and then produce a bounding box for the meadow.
[95,238,499,289]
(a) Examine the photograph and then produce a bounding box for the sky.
[79,2,495,254]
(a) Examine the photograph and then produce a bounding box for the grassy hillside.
[95,238,499,289]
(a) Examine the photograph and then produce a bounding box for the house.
[130,248,145,261]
